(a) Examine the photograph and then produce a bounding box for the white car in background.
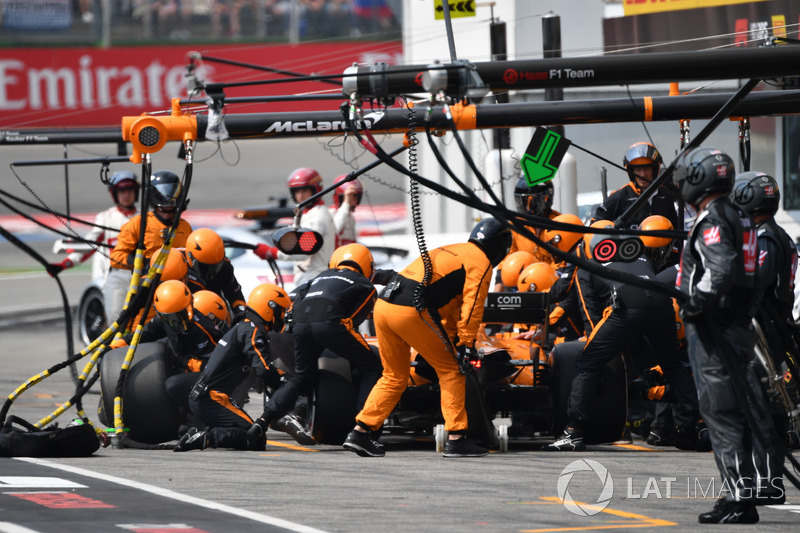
[220,226,472,298]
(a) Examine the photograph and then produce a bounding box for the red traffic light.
[272,226,324,255]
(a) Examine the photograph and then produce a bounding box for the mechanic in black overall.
[593,142,679,235]
[174,283,291,451]
[729,170,796,506]
[110,279,226,423]
[184,227,247,323]
[544,216,699,452]
[245,243,383,445]
[674,147,780,524]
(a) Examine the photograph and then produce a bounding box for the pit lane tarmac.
[1,457,322,533]
[2,320,800,532]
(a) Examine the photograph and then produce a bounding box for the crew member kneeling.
[174,283,290,452]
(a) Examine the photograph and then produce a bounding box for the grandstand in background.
[0,0,402,46]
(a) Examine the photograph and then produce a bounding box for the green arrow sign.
[520,128,571,186]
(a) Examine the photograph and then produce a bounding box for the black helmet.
[108,170,140,205]
[623,142,662,193]
[514,178,554,217]
[469,217,512,266]
[673,147,735,205]
[730,171,780,218]
[149,170,182,208]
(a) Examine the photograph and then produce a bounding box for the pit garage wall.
[0,41,402,129]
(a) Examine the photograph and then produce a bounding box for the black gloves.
[628,378,651,400]
[455,344,480,374]
[679,291,710,322]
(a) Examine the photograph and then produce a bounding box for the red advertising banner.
[0,41,402,129]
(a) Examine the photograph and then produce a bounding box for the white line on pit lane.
[0,477,86,488]
[0,523,42,533]
[14,457,329,533]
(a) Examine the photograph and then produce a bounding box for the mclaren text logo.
[264,112,384,134]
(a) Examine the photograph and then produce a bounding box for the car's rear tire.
[99,341,182,444]
[77,286,106,347]
[551,341,627,444]
[310,353,357,445]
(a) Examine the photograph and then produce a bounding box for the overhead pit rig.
[1,45,800,147]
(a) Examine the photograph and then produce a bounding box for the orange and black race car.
[96,290,627,450]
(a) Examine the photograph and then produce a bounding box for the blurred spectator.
[78,0,94,23]
[301,0,325,37]
[212,0,269,39]
[321,0,355,38]
[352,0,397,35]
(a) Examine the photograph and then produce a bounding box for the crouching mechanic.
[246,243,382,446]
[109,280,226,424]
[174,283,291,451]
[110,279,222,370]
[343,218,512,458]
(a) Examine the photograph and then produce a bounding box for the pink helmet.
[332,175,364,208]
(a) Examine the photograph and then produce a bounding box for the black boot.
[698,498,758,524]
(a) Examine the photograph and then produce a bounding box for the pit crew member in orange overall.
[174,283,290,451]
[494,179,558,291]
[109,170,193,321]
[343,217,511,458]
[541,213,586,342]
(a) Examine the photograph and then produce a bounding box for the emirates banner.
[605,0,798,52]
[0,41,402,129]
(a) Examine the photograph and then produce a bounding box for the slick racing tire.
[551,341,627,444]
[99,341,182,444]
[310,352,357,445]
